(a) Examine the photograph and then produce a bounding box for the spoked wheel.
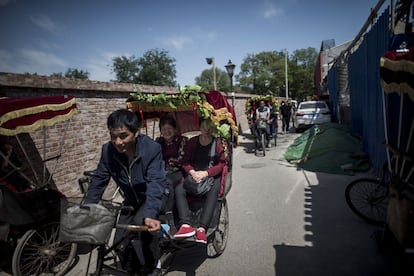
[12,221,78,276]
[345,178,389,225]
[207,199,229,258]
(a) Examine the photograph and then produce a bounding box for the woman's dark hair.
[107,109,139,133]
[159,113,177,129]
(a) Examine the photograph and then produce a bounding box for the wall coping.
[0,72,178,94]
[0,72,271,100]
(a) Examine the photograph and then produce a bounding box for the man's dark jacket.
[85,134,166,220]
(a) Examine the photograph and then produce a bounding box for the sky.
[0,0,385,86]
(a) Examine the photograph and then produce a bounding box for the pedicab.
[126,86,238,261]
[0,95,78,275]
[379,42,414,252]
[245,95,278,156]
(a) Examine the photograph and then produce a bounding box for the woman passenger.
[156,114,188,217]
[173,118,226,243]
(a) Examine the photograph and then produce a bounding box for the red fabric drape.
[205,90,237,124]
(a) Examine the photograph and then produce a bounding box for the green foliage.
[195,68,231,91]
[129,85,205,108]
[137,49,177,86]
[111,49,177,86]
[50,68,90,80]
[238,48,318,99]
[111,56,140,83]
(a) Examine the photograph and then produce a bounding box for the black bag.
[183,138,217,195]
[183,175,215,195]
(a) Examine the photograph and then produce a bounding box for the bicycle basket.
[59,197,120,245]
[256,120,267,129]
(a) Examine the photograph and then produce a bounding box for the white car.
[294,101,331,132]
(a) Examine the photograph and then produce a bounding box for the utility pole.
[285,49,289,100]
[206,57,217,90]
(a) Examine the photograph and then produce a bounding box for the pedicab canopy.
[380,46,414,101]
[0,95,78,136]
[125,85,238,146]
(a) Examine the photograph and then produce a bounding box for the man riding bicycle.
[253,100,272,148]
[84,109,165,275]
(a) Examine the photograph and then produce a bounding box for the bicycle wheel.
[207,199,229,258]
[345,178,389,225]
[12,221,78,276]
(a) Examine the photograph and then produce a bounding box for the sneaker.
[173,224,195,239]
[266,142,271,148]
[195,228,207,244]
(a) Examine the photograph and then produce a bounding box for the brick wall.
[0,72,251,196]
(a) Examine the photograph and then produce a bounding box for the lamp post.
[225,59,236,106]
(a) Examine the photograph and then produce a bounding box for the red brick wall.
[0,73,251,197]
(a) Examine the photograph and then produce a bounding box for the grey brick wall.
[0,72,251,196]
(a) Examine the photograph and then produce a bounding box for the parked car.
[294,101,331,132]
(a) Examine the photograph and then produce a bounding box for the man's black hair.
[107,109,139,133]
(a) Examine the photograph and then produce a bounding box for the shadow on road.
[272,170,410,276]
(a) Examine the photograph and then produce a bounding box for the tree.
[50,68,89,80]
[111,56,140,83]
[238,51,285,95]
[195,68,230,91]
[289,47,318,100]
[237,48,318,99]
[111,49,177,86]
[137,49,177,87]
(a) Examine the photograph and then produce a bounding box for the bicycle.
[64,172,229,275]
[345,163,391,225]
[254,119,267,156]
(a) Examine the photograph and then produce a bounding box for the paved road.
[1,128,405,276]
[163,130,400,275]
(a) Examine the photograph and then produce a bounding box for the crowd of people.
[84,109,226,275]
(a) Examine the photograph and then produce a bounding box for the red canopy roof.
[0,95,78,136]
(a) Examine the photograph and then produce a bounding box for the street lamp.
[225,59,236,106]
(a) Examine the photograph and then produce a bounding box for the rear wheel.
[12,222,77,276]
[207,199,229,258]
[345,178,389,225]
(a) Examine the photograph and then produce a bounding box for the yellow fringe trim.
[0,97,77,126]
[0,108,78,136]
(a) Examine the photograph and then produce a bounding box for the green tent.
[283,123,370,175]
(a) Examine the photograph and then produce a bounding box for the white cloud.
[0,48,68,75]
[263,1,284,19]
[163,35,193,50]
[20,48,66,67]
[84,51,118,82]
[29,14,58,34]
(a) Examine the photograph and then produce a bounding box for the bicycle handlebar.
[116,224,149,231]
